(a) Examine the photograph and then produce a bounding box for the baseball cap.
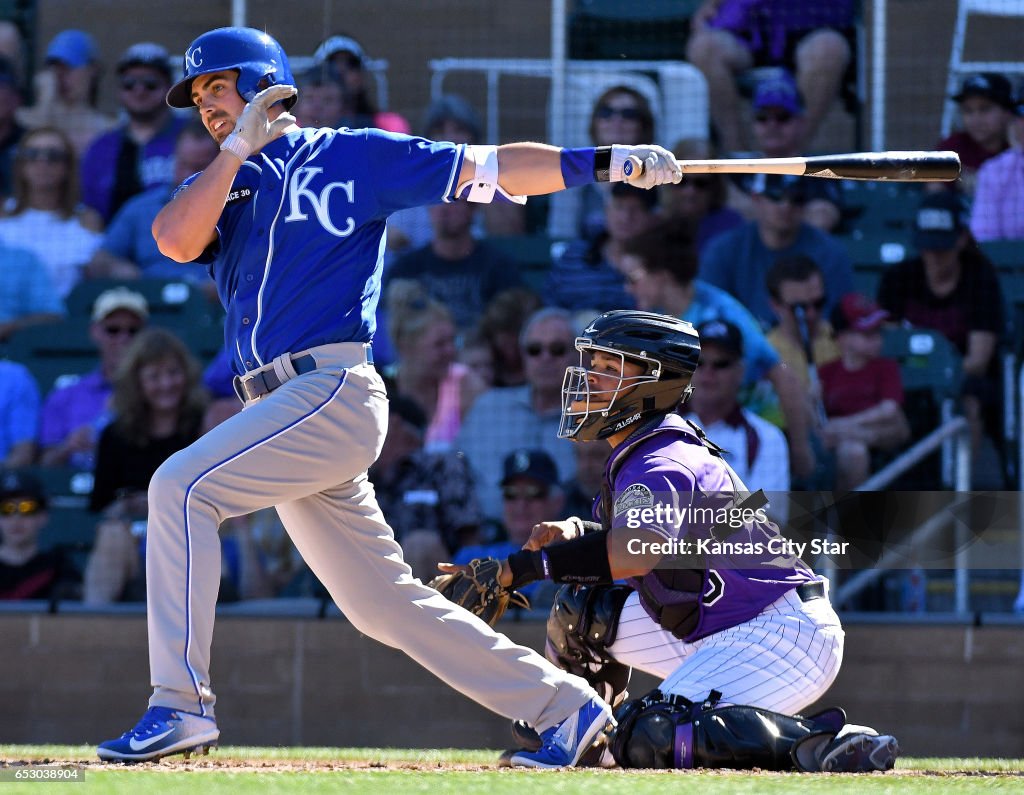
[45,29,97,68]
[830,293,888,334]
[952,73,1014,109]
[752,70,804,115]
[913,191,967,251]
[423,94,482,142]
[500,449,559,487]
[117,42,172,79]
[749,173,808,202]
[91,287,150,322]
[313,34,366,66]
[697,319,744,358]
[0,470,47,510]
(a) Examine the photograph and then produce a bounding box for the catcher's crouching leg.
[508,583,632,759]
[610,689,899,772]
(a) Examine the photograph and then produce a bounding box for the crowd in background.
[0,4,1022,612]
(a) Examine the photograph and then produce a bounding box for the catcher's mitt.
[428,557,530,627]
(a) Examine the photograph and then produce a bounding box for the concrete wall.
[2,612,1022,757]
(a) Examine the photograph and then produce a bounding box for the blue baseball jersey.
[180,127,464,375]
[601,413,817,641]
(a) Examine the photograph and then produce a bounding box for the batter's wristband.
[560,147,597,188]
[220,133,251,162]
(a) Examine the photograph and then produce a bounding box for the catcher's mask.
[558,310,701,442]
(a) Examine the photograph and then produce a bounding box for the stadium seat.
[65,278,219,326]
[23,465,96,557]
[4,319,99,395]
[568,0,700,61]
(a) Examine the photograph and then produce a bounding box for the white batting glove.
[220,84,298,161]
[610,144,683,189]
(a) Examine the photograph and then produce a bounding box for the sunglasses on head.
[785,297,827,313]
[524,341,568,358]
[755,111,795,124]
[103,323,141,337]
[502,484,548,501]
[595,105,644,122]
[0,498,41,516]
[19,147,68,163]
[120,76,163,92]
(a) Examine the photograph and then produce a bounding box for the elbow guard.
[455,144,527,205]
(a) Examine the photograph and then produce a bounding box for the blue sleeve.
[698,234,731,291]
[7,365,41,445]
[102,201,139,258]
[363,131,464,215]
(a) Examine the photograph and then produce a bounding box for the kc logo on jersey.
[284,167,355,238]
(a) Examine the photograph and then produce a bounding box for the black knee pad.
[546,583,633,705]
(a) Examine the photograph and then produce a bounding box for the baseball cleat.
[508,696,615,768]
[96,706,220,762]
[820,729,900,773]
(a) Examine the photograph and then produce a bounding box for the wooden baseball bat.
[624,150,961,182]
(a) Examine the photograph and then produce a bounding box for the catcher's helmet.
[166,27,296,110]
[558,310,701,442]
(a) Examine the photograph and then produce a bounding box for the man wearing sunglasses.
[700,172,854,334]
[0,469,80,600]
[80,42,185,223]
[39,288,149,469]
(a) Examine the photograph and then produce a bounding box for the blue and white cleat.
[97,706,219,762]
[508,696,615,768]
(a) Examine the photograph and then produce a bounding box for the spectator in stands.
[0,126,102,299]
[0,56,25,200]
[877,191,1004,469]
[311,33,410,133]
[456,308,579,519]
[0,235,63,342]
[562,438,611,521]
[370,394,482,580]
[0,361,41,468]
[84,120,219,286]
[938,73,1015,196]
[79,42,181,224]
[818,295,909,491]
[765,254,840,392]
[970,87,1024,242]
[0,470,80,600]
[477,286,543,388]
[547,182,656,312]
[457,326,497,389]
[384,280,486,452]
[730,71,844,231]
[684,320,791,495]
[386,195,522,330]
[89,327,207,513]
[0,22,23,85]
[16,29,115,156]
[621,220,814,479]
[452,448,567,604]
[38,287,149,469]
[686,0,854,152]
[291,65,346,129]
[549,85,655,241]
[699,173,855,328]
[659,140,743,254]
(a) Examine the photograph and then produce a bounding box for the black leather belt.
[796,581,826,602]
[233,354,319,402]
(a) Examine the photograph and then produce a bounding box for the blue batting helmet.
[166,27,296,110]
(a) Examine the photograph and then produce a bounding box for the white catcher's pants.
[607,584,844,715]
[144,348,594,730]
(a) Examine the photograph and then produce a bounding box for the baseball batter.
[449,309,898,771]
[95,27,684,766]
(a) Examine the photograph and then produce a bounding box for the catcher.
[434,309,898,772]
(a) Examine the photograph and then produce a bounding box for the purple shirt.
[39,369,112,468]
[80,117,186,223]
[605,413,815,640]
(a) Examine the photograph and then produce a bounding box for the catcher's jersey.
[181,126,465,376]
[600,413,818,641]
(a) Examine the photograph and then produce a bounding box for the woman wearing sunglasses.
[0,126,102,298]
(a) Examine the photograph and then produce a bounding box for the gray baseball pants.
[144,342,594,731]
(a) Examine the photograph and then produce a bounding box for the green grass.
[1,746,1022,794]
